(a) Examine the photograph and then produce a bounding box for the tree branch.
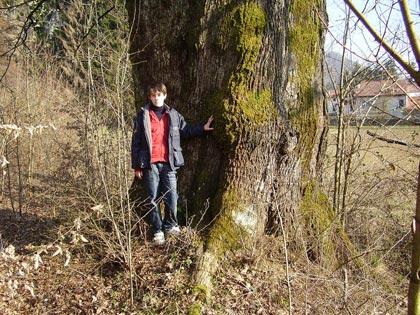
[0,0,35,10]
[75,5,115,53]
[0,0,50,82]
[367,130,420,148]
[344,0,420,85]
[398,0,420,70]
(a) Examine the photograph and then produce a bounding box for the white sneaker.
[152,231,165,245]
[165,226,181,236]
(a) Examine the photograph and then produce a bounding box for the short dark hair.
[147,82,167,96]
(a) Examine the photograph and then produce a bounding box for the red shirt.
[149,110,169,163]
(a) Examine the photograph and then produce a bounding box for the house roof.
[354,79,420,97]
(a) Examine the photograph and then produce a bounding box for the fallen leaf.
[34,253,43,270]
[64,250,71,267]
[52,245,63,257]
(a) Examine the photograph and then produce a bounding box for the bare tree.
[342,1,420,312]
[344,0,420,85]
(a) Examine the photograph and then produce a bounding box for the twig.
[278,203,292,315]
[366,130,420,148]
[0,0,35,10]
[343,0,420,85]
[0,0,50,82]
[75,5,115,53]
[5,144,16,213]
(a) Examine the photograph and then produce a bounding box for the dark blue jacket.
[131,103,204,170]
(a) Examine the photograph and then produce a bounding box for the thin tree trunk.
[16,136,23,215]
[408,162,420,314]
[5,144,16,214]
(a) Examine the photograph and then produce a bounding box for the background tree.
[342,0,420,312]
[126,0,332,296]
[361,59,398,81]
[344,0,420,86]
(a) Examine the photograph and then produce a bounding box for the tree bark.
[126,0,328,297]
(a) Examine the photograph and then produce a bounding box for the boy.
[131,82,213,245]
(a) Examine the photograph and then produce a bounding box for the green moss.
[289,1,322,91]
[206,90,238,145]
[236,86,277,125]
[300,182,364,269]
[218,2,266,71]
[206,189,249,256]
[192,284,209,301]
[206,87,277,146]
[300,181,337,265]
[301,182,334,227]
[203,2,278,147]
[188,302,202,315]
[288,1,323,173]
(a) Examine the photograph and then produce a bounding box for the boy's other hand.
[204,115,214,131]
[134,169,143,179]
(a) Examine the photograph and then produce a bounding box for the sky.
[326,0,420,66]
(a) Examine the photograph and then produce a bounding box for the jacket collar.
[144,101,172,112]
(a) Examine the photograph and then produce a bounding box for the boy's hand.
[134,169,143,179]
[204,116,214,131]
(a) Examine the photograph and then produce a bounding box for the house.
[326,90,352,115]
[354,79,420,119]
[327,79,420,121]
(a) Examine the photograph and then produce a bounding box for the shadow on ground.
[0,207,59,254]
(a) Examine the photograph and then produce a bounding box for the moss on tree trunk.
[126,0,329,303]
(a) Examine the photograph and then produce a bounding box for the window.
[398,99,405,108]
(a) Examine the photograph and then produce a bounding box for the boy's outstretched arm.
[178,113,214,138]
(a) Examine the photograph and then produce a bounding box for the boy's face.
[149,90,167,107]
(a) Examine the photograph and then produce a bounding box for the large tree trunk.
[126,0,327,296]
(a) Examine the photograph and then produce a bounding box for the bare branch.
[0,0,35,10]
[75,5,115,53]
[398,0,420,70]
[367,130,420,148]
[317,8,375,63]
[344,0,420,85]
[0,0,49,82]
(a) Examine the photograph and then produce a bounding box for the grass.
[325,125,419,175]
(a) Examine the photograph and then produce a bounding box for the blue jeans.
[142,162,178,234]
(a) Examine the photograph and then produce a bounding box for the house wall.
[407,93,420,112]
[327,97,353,115]
[354,95,406,118]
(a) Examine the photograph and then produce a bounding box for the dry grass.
[319,124,419,314]
[0,216,204,314]
[325,125,419,175]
